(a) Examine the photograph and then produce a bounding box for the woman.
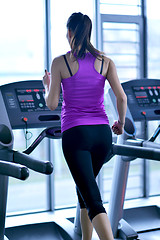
[43,12,127,240]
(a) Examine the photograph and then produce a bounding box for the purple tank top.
[61,52,109,132]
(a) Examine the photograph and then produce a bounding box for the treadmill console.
[132,86,160,107]
[15,88,47,112]
[122,79,160,121]
[0,80,63,129]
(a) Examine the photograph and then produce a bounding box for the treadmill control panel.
[7,88,47,112]
[132,85,160,107]
[0,80,62,129]
[122,79,160,121]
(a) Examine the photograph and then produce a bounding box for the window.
[1,0,49,215]
[0,0,45,85]
[102,21,141,82]
[147,0,160,79]
[50,0,95,59]
[100,0,141,15]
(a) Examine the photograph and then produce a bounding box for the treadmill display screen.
[132,86,160,106]
[16,88,49,112]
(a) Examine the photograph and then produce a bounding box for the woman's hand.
[112,120,124,135]
[42,69,51,88]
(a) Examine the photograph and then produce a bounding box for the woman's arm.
[106,58,127,135]
[42,57,62,111]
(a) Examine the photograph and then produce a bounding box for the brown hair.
[67,12,102,59]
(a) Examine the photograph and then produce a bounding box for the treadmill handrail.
[12,150,53,175]
[0,160,29,180]
[23,127,62,155]
[112,143,160,161]
[125,138,160,149]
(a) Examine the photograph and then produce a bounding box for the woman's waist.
[61,107,108,121]
[61,115,109,133]
[61,104,105,113]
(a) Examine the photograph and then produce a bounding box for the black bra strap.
[100,56,104,75]
[63,55,73,77]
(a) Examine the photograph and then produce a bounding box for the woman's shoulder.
[102,54,112,64]
[52,55,64,64]
[51,53,69,70]
[102,55,117,71]
[52,52,71,64]
[97,54,116,77]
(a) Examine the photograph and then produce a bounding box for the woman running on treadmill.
[43,12,127,240]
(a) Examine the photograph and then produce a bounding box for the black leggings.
[62,124,112,221]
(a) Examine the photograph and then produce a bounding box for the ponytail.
[67,12,102,59]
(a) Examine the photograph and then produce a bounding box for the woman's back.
[61,52,109,132]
